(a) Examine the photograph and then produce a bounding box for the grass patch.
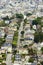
[12,56,15,63]
[12,31,18,46]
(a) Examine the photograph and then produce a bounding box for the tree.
[33,49,37,54]
[17,26,19,30]
[32,17,41,25]
[13,50,17,55]
[41,47,43,54]
[21,31,24,36]
[23,18,27,27]
[34,32,40,43]
[24,18,27,24]
[12,44,17,48]
[40,61,43,65]
[23,45,28,48]
[2,16,9,20]
[34,32,43,43]
[32,20,38,25]
[37,64,40,65]
[26,13,32,16]
[40,32,43,42]
[28,48,34,55]
[16,13,24,19]
[28,57,34,63]
[28,48,37,55]
[1,63,6,65]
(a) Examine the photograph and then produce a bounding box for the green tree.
[41,47,43,54]
[32,20,38,25]
[23,18,27,27]
[16,13,24,19]
[34,32,40,43]
[37,64,40,65]
[17,25,19,30]
[13,50,17,55]
[24,18,27,24]
[26,13,32,16]
[34,32,43,43]
[40,61,43,65]
[1,63,6,65]
[28,57,34,63]
[2,16,9,20]
[32,17,41,25]
[21,31,24,36]
[23,45,28,48]
[28,48,33,55]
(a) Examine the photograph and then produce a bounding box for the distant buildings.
[0,0,42,18]
[36,5,43,17]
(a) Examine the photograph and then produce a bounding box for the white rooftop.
[13,64,20,65]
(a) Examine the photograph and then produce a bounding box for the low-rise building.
[24,29,35,45]
[15,53,21,61]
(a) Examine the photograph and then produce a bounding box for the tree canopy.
[16,13,24,19]
[41,47,43,54]
[34,32,43,43]
[28,57,34,63]
[40,61,43,65]
[32,17,41,25]
[26,13,32,16]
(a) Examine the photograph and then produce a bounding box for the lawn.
[12,31,18,46]
[12,55,15,63]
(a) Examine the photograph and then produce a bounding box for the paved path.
[17,20,24,50]
[6,54,13,65]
